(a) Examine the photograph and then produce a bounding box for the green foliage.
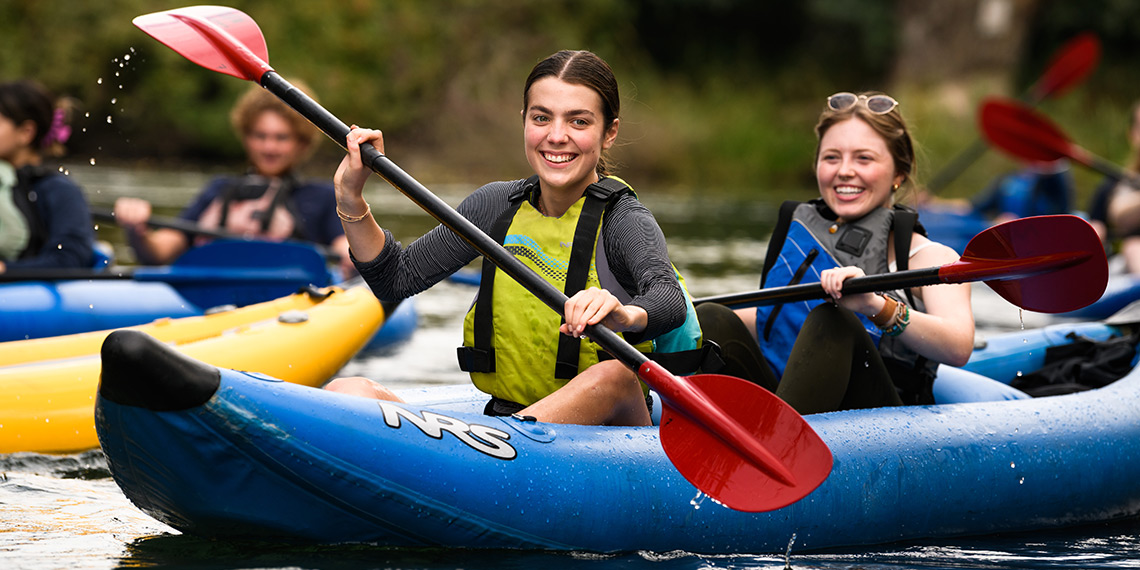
[0,0,1136,206]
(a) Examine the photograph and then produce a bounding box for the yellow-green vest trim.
[457,176,704,407]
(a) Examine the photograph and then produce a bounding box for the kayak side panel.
[96,354,1140,552]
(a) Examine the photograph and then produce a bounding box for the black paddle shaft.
[262,72,648,369]
[693,266,943,309]
[91,207,339,261]
[92,207,234,241]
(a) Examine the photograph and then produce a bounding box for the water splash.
[784,532,797,569]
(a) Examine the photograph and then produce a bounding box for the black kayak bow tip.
[99,329,221,411]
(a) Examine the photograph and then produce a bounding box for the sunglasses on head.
[826,92,899,115]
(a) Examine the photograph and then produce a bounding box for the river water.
[2,164,1133,569]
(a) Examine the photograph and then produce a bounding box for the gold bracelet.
[337,202,371,223]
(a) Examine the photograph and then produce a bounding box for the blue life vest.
[755,201,923,380]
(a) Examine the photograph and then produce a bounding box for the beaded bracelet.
[881,301,910,337]
[337,202,371,223]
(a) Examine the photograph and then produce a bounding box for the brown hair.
[814,91,915,199]
[522,50,620,176]
[229,79,321,157]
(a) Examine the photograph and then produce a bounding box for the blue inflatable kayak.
[0,240,341,339]
[94,320,1140,553]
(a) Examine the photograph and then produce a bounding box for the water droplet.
[89,158,96,166]
[1010,461,1016,469]
[84,112,90,118]
[96,78,103,85]
[110,97,117,104]
[690,490,707,510]
[124,53,132,60]
[106,116,113,124]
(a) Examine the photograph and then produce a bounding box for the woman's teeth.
[543,152,574,163]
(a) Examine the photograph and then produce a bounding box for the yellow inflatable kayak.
[0,284,384,454]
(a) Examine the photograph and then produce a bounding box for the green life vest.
[457,176,704,407]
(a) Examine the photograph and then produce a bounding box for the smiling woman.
[699,90,980,414]
[326,49,710,428]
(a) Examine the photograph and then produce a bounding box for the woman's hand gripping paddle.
[695,215,1108,314]
[131,5,833,512]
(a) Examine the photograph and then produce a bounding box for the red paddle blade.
[133,6,271,82]
[950,215,1107,313]
[978,98,1086,165]
[658,374,832,512]
[1030,32,1101,101]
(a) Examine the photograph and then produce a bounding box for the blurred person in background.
[114,80,354,278]
[1087,99,1140,274]
[0,79,95,273]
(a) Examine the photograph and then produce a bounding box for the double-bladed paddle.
[979,98,1139,186]
[925,33,1101,193]
[695,214,1107,314]
[131,5,832,512]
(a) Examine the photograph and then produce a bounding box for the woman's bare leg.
[520,360,650,426]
